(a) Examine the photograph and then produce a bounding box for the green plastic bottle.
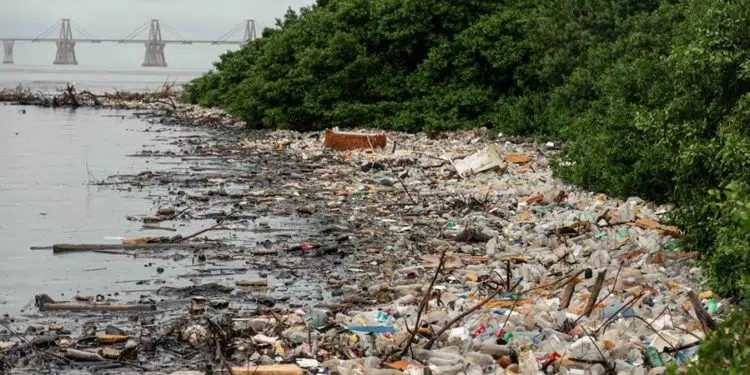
[646,347,663,367]
[705,299,718,314]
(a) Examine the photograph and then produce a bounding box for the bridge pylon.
[53,19,77,65]
[243,20,256,43]
[142,19,167,67]
[2,41,13,64]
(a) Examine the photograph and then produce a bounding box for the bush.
[184,0,750,301]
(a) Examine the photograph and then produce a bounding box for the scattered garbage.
[453,144,506,176]
[0,94,723,374]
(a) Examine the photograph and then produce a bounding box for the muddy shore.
[0,89,723,374]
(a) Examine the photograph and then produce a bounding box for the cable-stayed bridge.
[1,18,257,67]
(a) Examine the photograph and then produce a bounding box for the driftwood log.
[687,290,717,333]
[52,242,219,254]
[39,302,156,312]
[582,271,606,317]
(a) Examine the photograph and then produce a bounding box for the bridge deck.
[0,38,243,45]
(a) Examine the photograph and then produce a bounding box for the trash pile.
[194,128,718,375]
[0,98,724,374]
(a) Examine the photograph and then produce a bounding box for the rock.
[379,177,396,187]
[297,205,316,215]
[32,335,57,348]
[104,325,125,335]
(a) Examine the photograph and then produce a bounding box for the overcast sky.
[0,0,314,69]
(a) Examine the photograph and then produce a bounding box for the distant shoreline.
[0,83,244,131]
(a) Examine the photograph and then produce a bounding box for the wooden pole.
[40,303,155,312]
[687,291,716,333]
[582,271,606,317]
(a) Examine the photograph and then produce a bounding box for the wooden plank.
[582,271,606,317]
[228,364,304,375]
[560,269,586,309]
[687,290,716,333]
[52,243,218,254]
[40,303,156,312]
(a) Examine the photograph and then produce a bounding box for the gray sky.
[0,0,314,69]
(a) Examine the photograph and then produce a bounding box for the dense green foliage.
[184,0,749,306]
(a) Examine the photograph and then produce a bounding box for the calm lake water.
[0,66,211,314]
[0,105,209,314]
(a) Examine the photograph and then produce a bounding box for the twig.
[501,297,520,331]
[367,137,417,205]
[142,224,177,232]
[391,162,418,205]
[177,223,227,242]
[595,209,611,226]
[0,320,73,365]
[441,151,463,179]
[425,269,578,350]
[579,326,610,370]
[505,260,511,291]
[176,208,240,243]
[596,294,643,332]
[664,340,702,354]
[667,308,704,342]
[597,221,631,228]
[399,248,448,358]
[160,206,192,222]
[424,285,504,350]
[568,358,609,365]
[601,314,676,351]
[596,262,624,306]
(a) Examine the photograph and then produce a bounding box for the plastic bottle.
[518,350,540,374]
[645,347,663,367]
[464,352,495,368]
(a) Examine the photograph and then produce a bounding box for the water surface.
[0,105,205,313]
[0,64,205,92]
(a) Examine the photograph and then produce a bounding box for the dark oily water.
[0,105,324,317]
